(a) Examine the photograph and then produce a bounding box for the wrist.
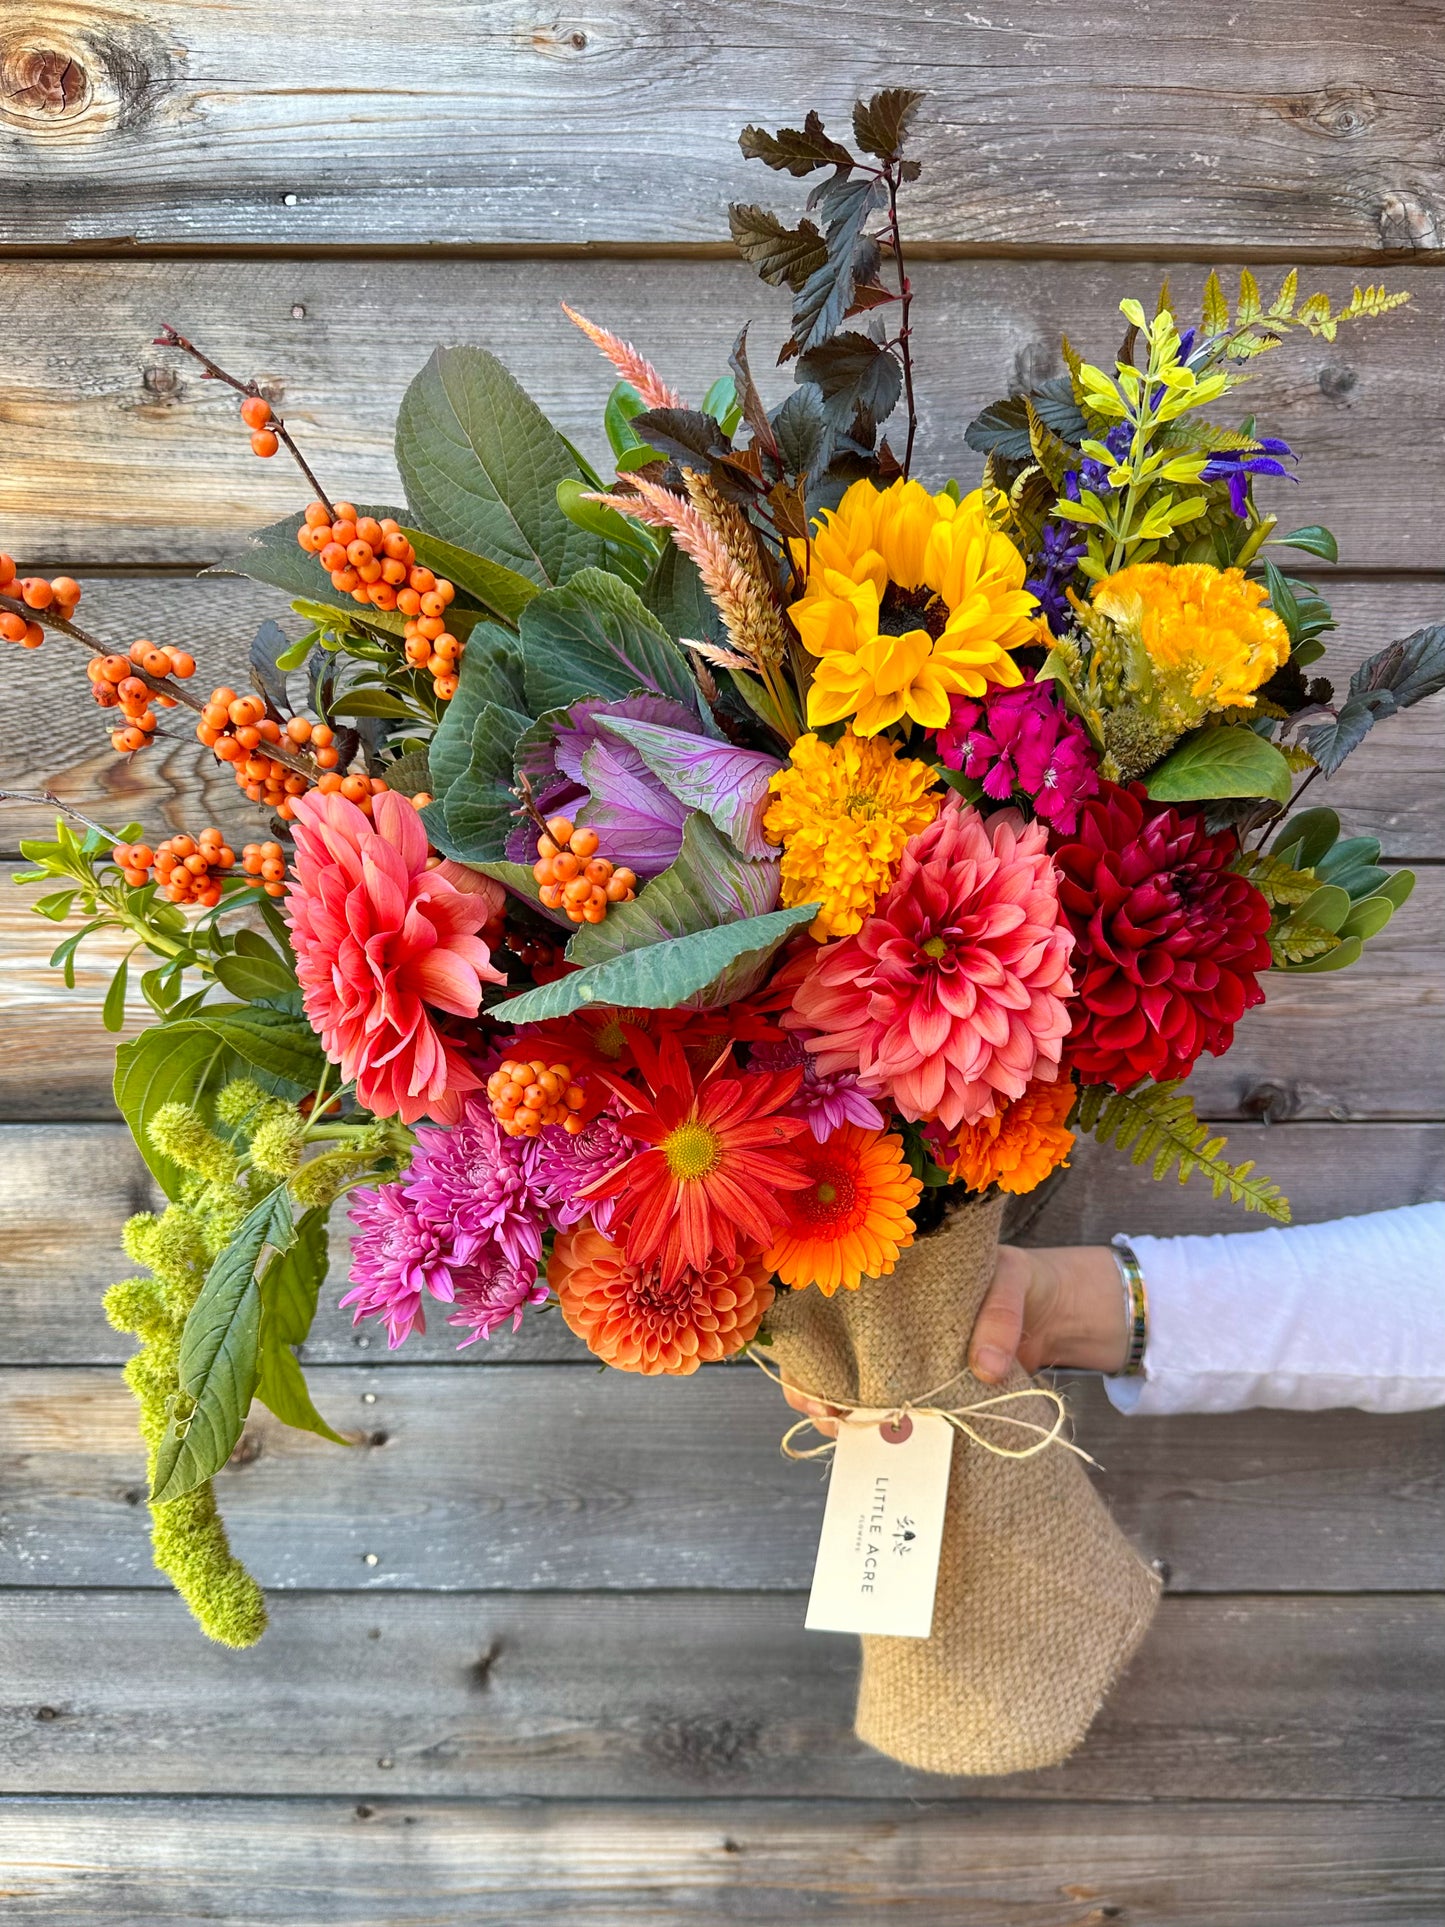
[1028,1246,1131,1375]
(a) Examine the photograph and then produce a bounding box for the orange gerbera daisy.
[549,1224,774,1375]
[764,1124,923,1296]
[944,1074,1077,1195]
[585,1033,812,1286]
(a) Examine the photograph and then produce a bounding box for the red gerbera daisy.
[585,1033,812,1285]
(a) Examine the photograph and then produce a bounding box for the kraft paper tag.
[804,1411,954,1639]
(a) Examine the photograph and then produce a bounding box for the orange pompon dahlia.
[765,1124,922,1296]
[943,1074,1077,1196]
[584,1033,812,1286]
[549,1225,774,1374]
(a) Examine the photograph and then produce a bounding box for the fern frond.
[1268,269,1299,320]
[1233,851,1317,907]
[1075,1079,1292,1221]
[1280,743,1318,773]
[1271,919,1341,966]
[1156,419,1263,454]
[1304,283,1411,341]
[1235,269,1263,328]
[1202,271,1229,339]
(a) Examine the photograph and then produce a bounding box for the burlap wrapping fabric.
[763,1193,1160,1776]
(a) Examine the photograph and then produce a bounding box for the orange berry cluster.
[195,687,318,820]
[532,817,637,925]
[295,501,462,701]
[240,394,280,458]
[111,831,291,906]
[88,640,197,753]
[486,1057,587,1138]
[0,554,80,648]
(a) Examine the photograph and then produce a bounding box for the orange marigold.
[549,1224,774,1375]
[764,1124,922,1297]
[945,1075,1077,1195]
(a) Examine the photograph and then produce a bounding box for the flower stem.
[884,167,918,480]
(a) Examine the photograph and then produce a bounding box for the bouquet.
[9,91,1441,1775]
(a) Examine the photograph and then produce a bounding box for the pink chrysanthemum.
[788,796,1075,1130]
[404,1098,547,1273]
[448,1247,549,1348]
[748,1034,886,1142]
[341,1183,476,1349]
[286,790,505,1124]
[532,1113,632,1234]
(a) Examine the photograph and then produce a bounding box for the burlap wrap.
[763,1195,1160,1776]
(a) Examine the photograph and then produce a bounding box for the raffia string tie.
[746,1349,1100,1468]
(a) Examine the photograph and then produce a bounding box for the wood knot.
[1377,189,1442,252]
[2,47,88,117]
[531,25,589,55]
[1273,83,1379,140]
[1240,1080,1299,1123]
[1317,363,1358,402]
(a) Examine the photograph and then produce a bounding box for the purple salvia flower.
[532,1113,632,1233]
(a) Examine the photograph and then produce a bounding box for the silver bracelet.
[1111,1237,1148,1377]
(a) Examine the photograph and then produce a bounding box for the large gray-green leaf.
[1145,726,1293,805]
[427,702,530,862]
[152,1185,295,1503]
[395,347,604,587]
[401,527,539,627]
[520,568,703,717]
[428,624,529,799]
[567,814,780,966]
[492,904,817,1024]
[597,714,781,858]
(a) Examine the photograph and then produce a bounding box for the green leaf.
[1339,893,1397,942]
[1076,1079,1290,1222]
[566,814,783,966]
[851,87,925,162]
[29,888,79,922]
[400,526,539,627]
[1377,869,1416,911]
[431,702,531,863]
[213,947,297,1001]
[727,204,828,291]
[428,623,529,800]
[642,542,726,648]
[1271,524,1339,563]
[604,382,649,459]
[327,688,419,721]
[101,957,129,1033]
[208,505,405,615]
[1145,726,1294,804]
[1270,806,1340,872]
[394,346,604,588]
[555,479,660,563]
[152,1184,294,1503]
[1292,934,1364,973]
[469,859,572,928]
[188,1006,328,1089]
[256,1209,350,1446]
[1292,884,1352,935]
[519,568,703,718]
[491,903,818,1025]
[382,748,434,798]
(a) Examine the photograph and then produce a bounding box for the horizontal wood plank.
[4,2,1445,255]
[2,861,1439,1121]
[3,1124,1441,1369]
[3,1590,1445,1800]
[1,260,1443,566]
[4,1343,1445,1594]
[3,1797,1442,1926]
[3,571,1442,863]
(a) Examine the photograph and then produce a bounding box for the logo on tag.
[804,1410,954,1640]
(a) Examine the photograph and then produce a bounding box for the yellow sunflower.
[789,478,1041,734]
[763,730,940,939]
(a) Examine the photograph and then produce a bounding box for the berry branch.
[154,323,336,517]
[882,164,918,480]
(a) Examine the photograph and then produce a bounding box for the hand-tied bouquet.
[10,92,1443,1775]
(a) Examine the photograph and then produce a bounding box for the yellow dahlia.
[765,1123,923,1296]
[789,479,1039,734]
[763,730,940,940]
[1092,563,1290,717]
[944,1074,1077,1196]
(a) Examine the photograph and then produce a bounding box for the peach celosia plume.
[560,304,685,411]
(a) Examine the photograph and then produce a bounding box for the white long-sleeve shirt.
[1105,1202,1445,1416]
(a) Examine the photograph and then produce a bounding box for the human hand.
[779,1244,1129,1439]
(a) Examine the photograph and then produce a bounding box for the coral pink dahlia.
[788,796,1075,1130]
[287,790,505,1123]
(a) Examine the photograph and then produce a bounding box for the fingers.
[782,1384,841,1440]
[970,1243,1031,1384]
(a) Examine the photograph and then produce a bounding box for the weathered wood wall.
[1,4,1443,1920]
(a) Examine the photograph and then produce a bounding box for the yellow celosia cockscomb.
[763,729,940,939]
[789,479,1039,735]
[1092,563,1291,716]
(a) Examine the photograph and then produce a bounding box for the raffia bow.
[746,1349,1099,1467]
